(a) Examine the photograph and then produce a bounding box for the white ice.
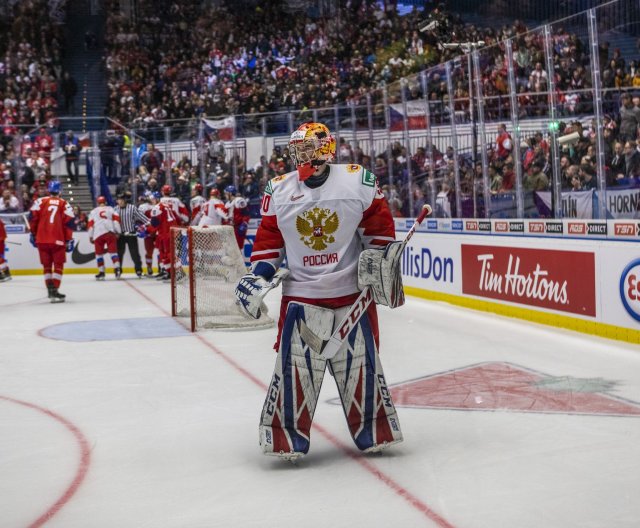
[1,275,640,528]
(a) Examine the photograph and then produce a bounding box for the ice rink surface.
[2,274,640,528]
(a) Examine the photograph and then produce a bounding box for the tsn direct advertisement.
[399,228,640,336]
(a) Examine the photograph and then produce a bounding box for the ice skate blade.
[363,439,403,454]
[265,450,305,463]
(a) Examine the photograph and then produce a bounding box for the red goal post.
[170,225,274,331]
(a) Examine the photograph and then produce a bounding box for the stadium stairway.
[61,0,108,133]
[61,175,96,213]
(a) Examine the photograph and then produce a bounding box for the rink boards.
[5,217,640,345]
[396,218,640,345]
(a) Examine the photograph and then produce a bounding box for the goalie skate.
[329,305,403,452]
[259,302,334,458]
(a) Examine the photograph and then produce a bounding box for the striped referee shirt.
[114,203,149,234]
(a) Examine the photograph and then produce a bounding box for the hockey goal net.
[170,226,274,331]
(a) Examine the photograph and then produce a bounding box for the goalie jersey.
[251,164,395,299]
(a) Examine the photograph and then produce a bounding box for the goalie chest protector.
[261,164,394,299]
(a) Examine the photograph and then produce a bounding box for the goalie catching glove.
[235,268,290,319]
[357,240,405,308]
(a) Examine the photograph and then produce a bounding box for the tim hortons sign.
[461,245,596,316]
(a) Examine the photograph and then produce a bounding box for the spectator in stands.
[63,131,82,184]
[34,128,54,165]
[0,189,20,213]
[524,162,549,192]
[609,141,626,184]
[240,171,261,218]
[72,205,88,231]
[624,141,640,178]
[620,94,640,142]
[26,151,48,182]
[435,180,454,218]
[495,124,513,160]
[580,164,597,190]
[174,175,191,208]
[132,137,147,174]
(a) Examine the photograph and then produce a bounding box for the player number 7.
[48,204,58,223]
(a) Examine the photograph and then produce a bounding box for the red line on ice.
[0,395,91,528]
[126,280,456,528]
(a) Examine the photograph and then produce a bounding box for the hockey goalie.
[235,122,406,461]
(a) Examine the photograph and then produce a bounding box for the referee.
[114,193,149,277]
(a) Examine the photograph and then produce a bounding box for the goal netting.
[170,226,274,331]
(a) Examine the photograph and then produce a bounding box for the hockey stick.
[6,241,22,246]
[299,204,432,359]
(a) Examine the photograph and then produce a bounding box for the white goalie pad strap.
[357,241,405,308]
[329,306,403,452]
[259,302,334,457]
[235,268,290,319]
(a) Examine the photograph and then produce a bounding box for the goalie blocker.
[259,302,403,460]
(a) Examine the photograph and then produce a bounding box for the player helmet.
[47,180,61,194]
[224,185,237,195]
[161,184,172,196]
[288,122,336,181]
[194,183,203,194]
[97,196,106,204]
[210,188,220,198]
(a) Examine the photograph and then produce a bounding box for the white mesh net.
[171,226,274,330]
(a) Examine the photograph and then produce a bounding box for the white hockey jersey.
[190,195,206,224]
[251,164,395,299]
[88,205,121,239]
[197,198,229,226]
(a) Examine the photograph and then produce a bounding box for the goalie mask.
[288,122,336,181]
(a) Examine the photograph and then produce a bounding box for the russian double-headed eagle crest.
[296,207,339,251]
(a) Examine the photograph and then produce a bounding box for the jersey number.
[48,205,58,223]
[165,207,176,222]
[261,194,271,213]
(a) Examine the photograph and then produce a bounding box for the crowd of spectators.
[0,0,69,212]
[103,0,446,127]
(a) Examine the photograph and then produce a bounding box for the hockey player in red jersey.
[150,185,189,281]
[235,122,404,460]
[0,217,10,282]
[29,180,75,302]
[223,185,250,250]
[88,196,122,280]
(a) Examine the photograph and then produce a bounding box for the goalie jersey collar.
[267,164,376,204]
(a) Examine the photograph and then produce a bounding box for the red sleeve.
[358,193,396,249]
[250,214,285,273]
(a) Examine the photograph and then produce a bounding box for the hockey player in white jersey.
[224,184,250,249]
[235,122,405,461]
[88,196,122,280]
[196,188,229,227]
[189,183,206,225]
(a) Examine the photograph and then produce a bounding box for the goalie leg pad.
[329,307,403,452]
[259,302,334,458]
[358,241,405,308]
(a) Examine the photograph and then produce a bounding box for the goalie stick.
[299,204,432,359]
